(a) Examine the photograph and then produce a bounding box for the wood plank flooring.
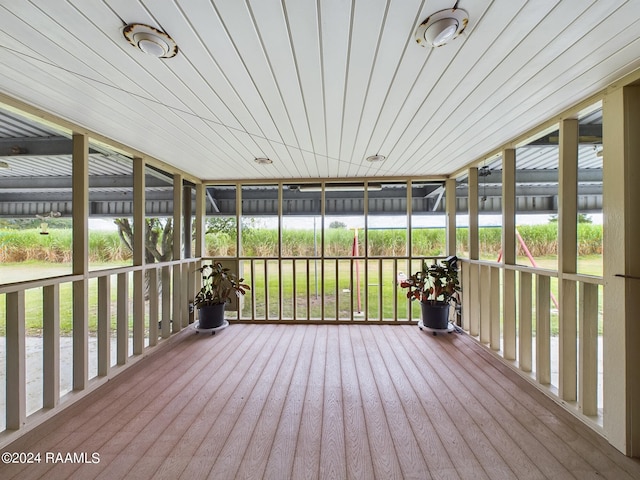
[2,324,640,479]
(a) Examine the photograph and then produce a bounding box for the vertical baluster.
[43,285,60,408]
[490,267,501,351]
[181,262,189,326]
[503,268,517,360]
[133,268,145,355]
[161,266,171,338]
[519,271,533,372]
[536,275,551,384]
[469,263,480,336]
[117,272,129,365]
[97,276,111,375]
[306,259,311,321]
[480,265,491,344]
[393,259,399,322]
[461,261,470,331]
[251,260,257,320]
[378,260,383,322]
[6,291,26,430]
[148,268,158,347]
[293,259,298,321]
[579,282,599,415]
[172,264,182,333]
[560,279,577,401]
[336,258,341,321]
[264,260,269,320]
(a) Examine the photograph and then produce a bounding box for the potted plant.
[399,256,460,330]
[194,262,250,329]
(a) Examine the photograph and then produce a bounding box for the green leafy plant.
[400,256,460,305]
[194,262,250,307]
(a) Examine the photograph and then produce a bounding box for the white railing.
[2,254,447,441]
[3,254,602,443]
[208,256,449,323]
[460,259,604,428]
[0,258,199,443]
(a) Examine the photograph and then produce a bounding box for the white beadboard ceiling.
[0,0,638,181]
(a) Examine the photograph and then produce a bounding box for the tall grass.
[517,224,558,256]
[0,229,131,263]
[0,224,603,262]
[0,229,72,262]
[577,224,603,255]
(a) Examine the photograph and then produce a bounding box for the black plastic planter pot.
[420,302,450,330]
[198,303,226,329]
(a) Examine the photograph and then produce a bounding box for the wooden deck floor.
[2,324,640,480]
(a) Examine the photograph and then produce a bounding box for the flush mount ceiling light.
[123,24,178,58]
[298,183,382,192]
[366,154,386,163]
[254,157,273,165]
[415,8,469,48]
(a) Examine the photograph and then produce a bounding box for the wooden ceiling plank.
[339,0,388,176]
[319,0,352,162]
[211,0,300,152]
[417,7,640,176]
[248,0,315,155]
[283,0,327,161]
[381,0,529,171]
[346,0,424,175]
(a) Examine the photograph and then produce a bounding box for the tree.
[206,217,236,236]
[329,220,347,229]
[114,218,173,298]
[114,217,173,264]
[548,213,592,224]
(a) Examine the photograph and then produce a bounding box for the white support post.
[194,183,205,325]
[363,182,369,320]
[133,157,145,355]
[72,133,88,391]
[603,84,640,455]
[558,118,578,402]
[468,168,479,261]
[502,148,516,361]
[468,168,480,337]
[445,178,457,256]
[195,183,205,258]
[173,174,183,332]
